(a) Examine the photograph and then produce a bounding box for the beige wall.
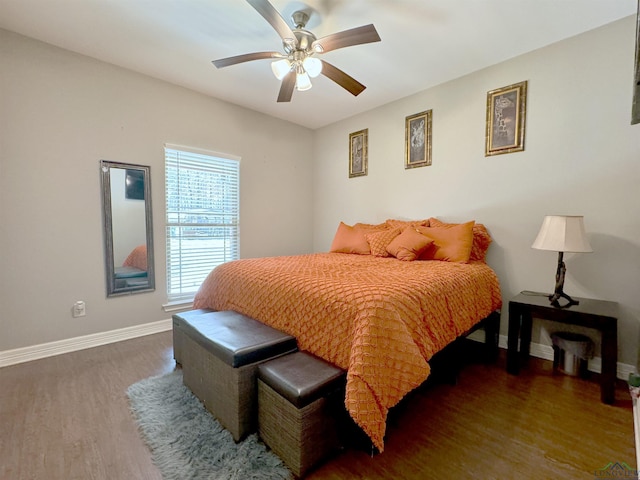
[2,16,639,368]
[312,16,640,366]
[0,29,314,351]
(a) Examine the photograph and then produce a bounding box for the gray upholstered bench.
[172,308,213,365]
[175,310,297,441]
[258,351,346,478]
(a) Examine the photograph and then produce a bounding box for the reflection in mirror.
[100,160,155,297]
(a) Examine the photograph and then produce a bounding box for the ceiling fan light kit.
[212,0,381,102]
[295,70,312,91]
[271,59,291,80]
[302,57,322,77]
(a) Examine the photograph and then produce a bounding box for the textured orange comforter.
[193,253,501,452]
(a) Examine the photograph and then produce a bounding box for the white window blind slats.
[165,147,240,302]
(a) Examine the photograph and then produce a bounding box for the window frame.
[164,144,240,304]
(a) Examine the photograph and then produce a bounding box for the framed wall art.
[405,109,432,169]
[349,128,368,178]
[485,80,527,156]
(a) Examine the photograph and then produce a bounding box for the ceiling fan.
[212,0,381,103]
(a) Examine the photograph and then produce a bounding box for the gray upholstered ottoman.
[258,351,346,478]
[177,310,297,441]
[172,308,213,365]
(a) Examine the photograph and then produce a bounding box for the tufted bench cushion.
[258,351,346,477]
[175,310,297,441]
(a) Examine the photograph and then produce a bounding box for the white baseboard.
[468,331,634,381]
[3,323,634,382]
[0,319,173,368]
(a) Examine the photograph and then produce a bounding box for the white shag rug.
[126,370,292,480]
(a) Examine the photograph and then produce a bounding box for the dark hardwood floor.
[0,331,634,479]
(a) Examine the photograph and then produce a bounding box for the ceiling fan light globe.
[296,71,312,91]
[303,57,322,78]
[271,59,292,80]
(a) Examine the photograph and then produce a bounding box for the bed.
[193,218,502,452]
[114,245,148,288]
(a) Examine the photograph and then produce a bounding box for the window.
[165,145,240,302]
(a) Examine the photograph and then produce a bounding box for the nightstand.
[506,291,618,404]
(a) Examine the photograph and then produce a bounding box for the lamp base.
[549,251,579,309]
[549,290,579,309]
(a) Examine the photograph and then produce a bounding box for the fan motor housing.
[284,29,316,53]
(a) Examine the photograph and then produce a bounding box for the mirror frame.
[100,160,155,297]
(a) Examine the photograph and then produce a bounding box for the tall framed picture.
[349,129,368,178]
[405,110,432,169]
[485,80,527,156]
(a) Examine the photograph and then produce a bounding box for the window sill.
[162,299,194,313]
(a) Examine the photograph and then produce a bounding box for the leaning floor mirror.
[100,160,155,297]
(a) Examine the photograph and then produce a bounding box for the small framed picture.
[485,80,527,156]
[349,129,368,178]
[405,110,432,169]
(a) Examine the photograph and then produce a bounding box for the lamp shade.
[271,59,292,80]
[302,57,322,78]
[295,71,312,91]
[531,215,593,253]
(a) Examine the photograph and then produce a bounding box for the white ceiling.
[0,0,635,129]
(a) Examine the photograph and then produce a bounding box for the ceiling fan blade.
[312,24,381,53]
[277,71,295,102]
[320,60,366,96]
[246,0,297,46]
[212,51,282,69]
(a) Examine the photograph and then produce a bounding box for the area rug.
[126,370,292,480]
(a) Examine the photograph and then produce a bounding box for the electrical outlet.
[73,301,86,318]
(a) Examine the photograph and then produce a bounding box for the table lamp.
[531,215,593,308]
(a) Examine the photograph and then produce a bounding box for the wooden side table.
[506,291,618,404]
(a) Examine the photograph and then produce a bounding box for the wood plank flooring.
[0,331,634,479]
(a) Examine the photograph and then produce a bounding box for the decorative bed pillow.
[416,221,475,263]
[385,218,430,230]
[365,228,402,257]
[386,227,434,261]
[354,222,389,232]
[428,218,492,262]
[330,222,371,254]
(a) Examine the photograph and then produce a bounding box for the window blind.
[165,145,240,302]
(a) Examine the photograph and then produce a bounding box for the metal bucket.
[551,332,594,378]
[557,348,587,376]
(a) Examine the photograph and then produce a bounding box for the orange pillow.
[330,222,371,254]
[354,222,389,232]
[416,221,475,263]
[386,227,434,261]
[365,228,402,257]
[428,218,492,262]
[385,218,430,230]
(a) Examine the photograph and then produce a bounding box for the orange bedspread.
[193,253,502,452]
